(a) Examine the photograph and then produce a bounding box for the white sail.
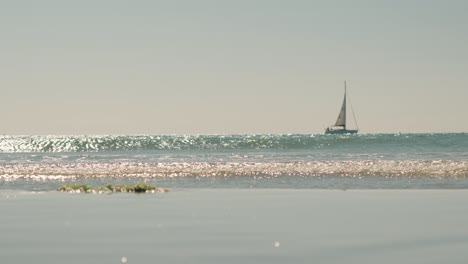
[334,90,346,127]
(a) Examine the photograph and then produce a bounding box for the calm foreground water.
[1,133,468,190]
[2,189,468,264]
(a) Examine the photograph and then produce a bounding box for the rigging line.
[347,87,359,130]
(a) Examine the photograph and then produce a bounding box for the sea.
[1,133,468,190]
[2,133,468,264]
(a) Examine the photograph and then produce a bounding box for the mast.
[344,81,347,130]
[347,81,359,131]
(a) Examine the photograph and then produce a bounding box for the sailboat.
[325,81,359,134]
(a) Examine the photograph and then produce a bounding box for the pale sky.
[1,0,467,134]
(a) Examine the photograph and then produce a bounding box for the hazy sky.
[1,0,467,134]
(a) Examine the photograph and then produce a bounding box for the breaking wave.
[1,160,468,181]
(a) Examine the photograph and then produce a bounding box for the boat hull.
[325,129,358,135]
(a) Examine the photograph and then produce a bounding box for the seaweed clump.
[58,184,169,194]
[58,185,92,193]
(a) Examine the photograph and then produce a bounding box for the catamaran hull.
[325,129,358,135]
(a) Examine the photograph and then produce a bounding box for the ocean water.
[2,133,468,264]
[1,133,468,190]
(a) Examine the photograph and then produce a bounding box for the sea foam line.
[1,160,468,181]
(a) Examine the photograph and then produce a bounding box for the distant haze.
[1,0,467,134]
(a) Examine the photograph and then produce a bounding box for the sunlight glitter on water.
[1,160,468,181]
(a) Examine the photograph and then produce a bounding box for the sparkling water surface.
[1,133,468,190]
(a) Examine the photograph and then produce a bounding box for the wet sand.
[1,189,468,264]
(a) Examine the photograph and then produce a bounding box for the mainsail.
[334,83,347,127]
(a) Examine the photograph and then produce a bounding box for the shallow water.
[1,189,468,264]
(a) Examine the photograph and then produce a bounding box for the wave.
[1,160,468,181]
[1,134,467,153]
